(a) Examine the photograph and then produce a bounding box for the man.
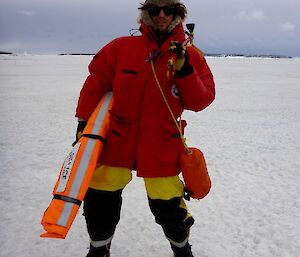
[75,0,215,256]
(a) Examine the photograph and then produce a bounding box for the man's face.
[148,4,175,32]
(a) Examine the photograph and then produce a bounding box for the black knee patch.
[83,188,123,241]
[148,197,194,242]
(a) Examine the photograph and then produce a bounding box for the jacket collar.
[139,22,186,55]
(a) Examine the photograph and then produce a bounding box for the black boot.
[86,244,110,257]
[171,243,194,257]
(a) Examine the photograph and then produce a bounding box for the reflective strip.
[69,140,96,199]
[57,92,112,227]
[91,92,112,136]
[57,202,74,227]
[90,235,113,248]
[167,234,189,248]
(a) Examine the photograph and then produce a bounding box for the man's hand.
[72,119,87,146]
[169,41,193,77]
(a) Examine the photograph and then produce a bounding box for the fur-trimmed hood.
[138,0,185,33]
[144,0,181,5]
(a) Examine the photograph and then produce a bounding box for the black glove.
[72,119,87,146]
[169,41,193,78]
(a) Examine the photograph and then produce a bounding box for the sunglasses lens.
[163,6,175,16]
[148,6,176,16]
[148,7,161,16]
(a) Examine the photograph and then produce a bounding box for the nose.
[158,9,165,17]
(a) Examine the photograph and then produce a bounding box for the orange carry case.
[40,92,113,239]
[180,147,211,200]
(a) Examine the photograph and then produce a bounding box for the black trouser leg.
[83,188,123,242]
[148,197,194,243]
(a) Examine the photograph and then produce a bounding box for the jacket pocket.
[112,68,144,122]
[100,114,133,165]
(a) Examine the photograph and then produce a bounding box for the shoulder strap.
[150,60,191,154]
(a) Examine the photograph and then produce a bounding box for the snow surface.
[0,55,299,257]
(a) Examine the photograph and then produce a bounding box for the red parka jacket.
[76,23,215,177]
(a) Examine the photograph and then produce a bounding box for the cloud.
[237,8,266,22]
[279,22,296,31]
[279,22,296,39]
[18,10,36,16]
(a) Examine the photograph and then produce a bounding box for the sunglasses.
[147,5,176,17]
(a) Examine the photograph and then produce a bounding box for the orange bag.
[180,147,211,200]
[40,92,113,239]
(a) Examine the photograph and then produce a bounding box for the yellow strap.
[150,61,191,153]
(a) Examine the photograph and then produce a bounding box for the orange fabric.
[40,93,113,239]
[180,147,211,199]
[40,200,79,239]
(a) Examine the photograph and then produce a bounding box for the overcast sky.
[0,0,299,56]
